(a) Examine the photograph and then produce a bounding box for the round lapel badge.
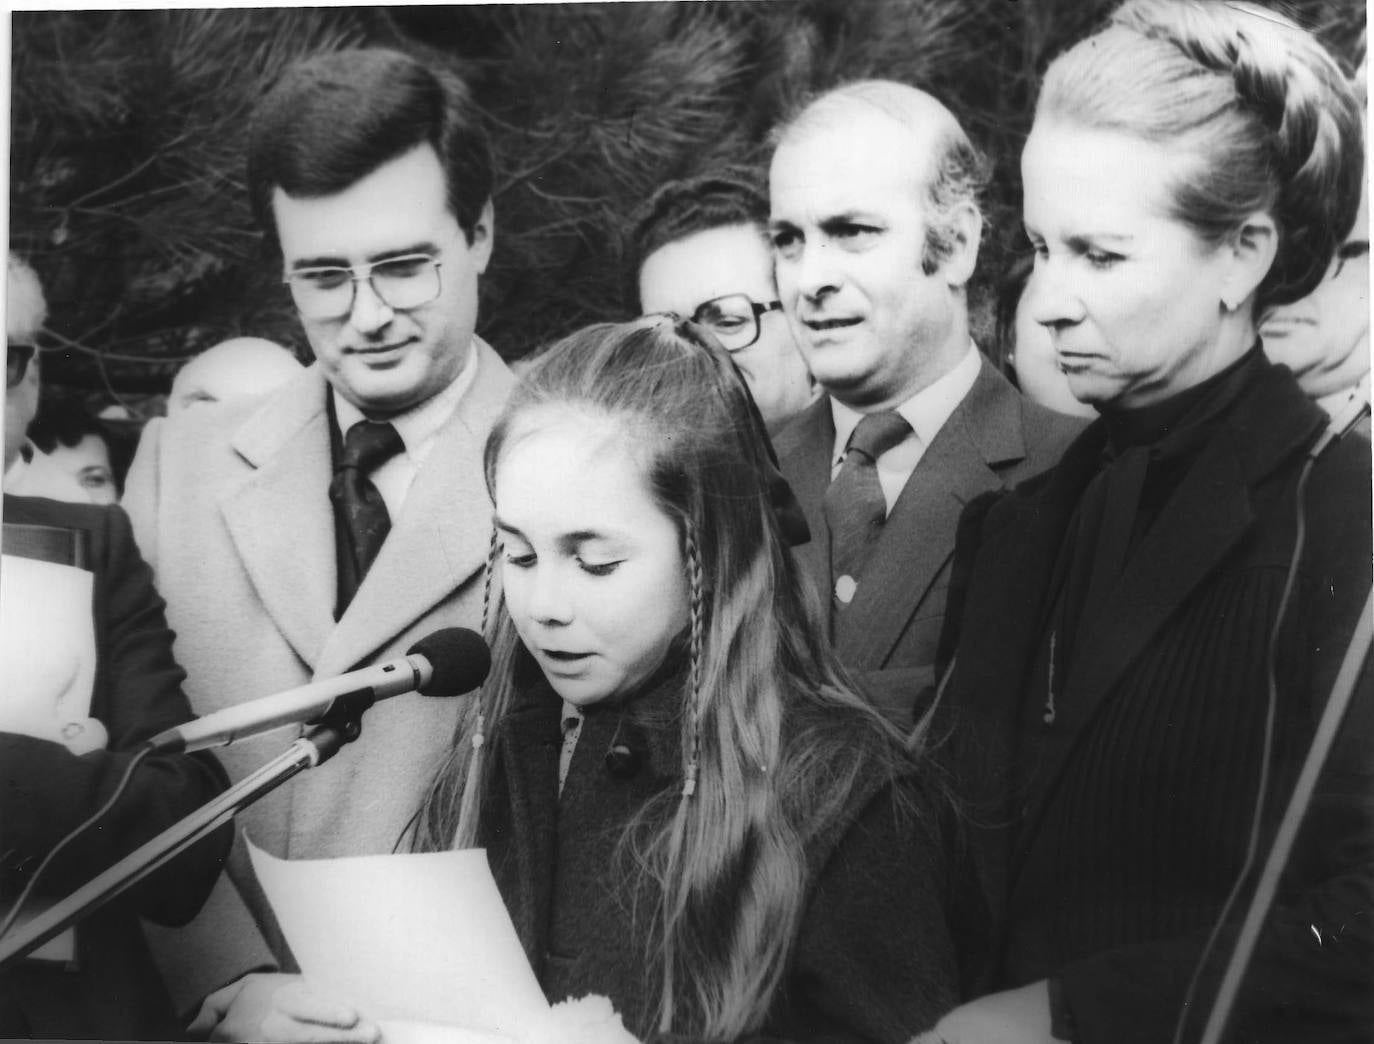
[835,574,858,605]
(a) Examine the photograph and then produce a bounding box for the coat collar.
[774,395,836,609]
[488,658,687,964]
[220,338,514,675]
[492,676,562,961]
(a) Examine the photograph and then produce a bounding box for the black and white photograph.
[1,1,1370,1041]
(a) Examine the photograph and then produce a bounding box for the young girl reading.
[417,316,971,1043]
[199,316,974,1044]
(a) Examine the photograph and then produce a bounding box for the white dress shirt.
[332,343,480,522]
[829,344,982,514]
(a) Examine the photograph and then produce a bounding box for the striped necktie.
[330,420,404,613]
[824,410,912,613]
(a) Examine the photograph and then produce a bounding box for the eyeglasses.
[283,253,444,321]
[7,343,36,389]
[688,294,783,352]
[1334,238,1370,279]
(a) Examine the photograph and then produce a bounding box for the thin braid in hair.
[480,524,499,634]
[457,526,502,846]
[431,524,502,851]
[657,517,706,1036]
[682,510,705,799]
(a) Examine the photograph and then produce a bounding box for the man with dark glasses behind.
[631,169,818,436]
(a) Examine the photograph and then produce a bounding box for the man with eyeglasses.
[766,82,1083,729]
[124,49,513,1032]
[4,256,44,491]
[631,170,817,435]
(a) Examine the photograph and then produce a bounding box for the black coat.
[0,496,231,1039]
[941,360,1374,1043]
[478,666,971,1044]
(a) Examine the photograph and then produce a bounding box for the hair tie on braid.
[471,712,486,752]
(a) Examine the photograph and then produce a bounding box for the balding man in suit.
[768,81,1084,730]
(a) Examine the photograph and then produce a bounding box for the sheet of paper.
[248,839,549,1036]
[0,554,96,743]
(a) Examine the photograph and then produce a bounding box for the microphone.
[146,628,490,754]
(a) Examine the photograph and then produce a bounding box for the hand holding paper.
[190,973,380,1044]
[247,841,549,1036]
[242,842,640,1044]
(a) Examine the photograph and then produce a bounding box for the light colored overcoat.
[124,338,514,1011]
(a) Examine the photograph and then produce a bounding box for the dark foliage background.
[9,0,1364,416]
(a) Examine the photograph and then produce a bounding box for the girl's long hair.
[414,318,923,1040]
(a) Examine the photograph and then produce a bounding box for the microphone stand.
[0,693,374,969]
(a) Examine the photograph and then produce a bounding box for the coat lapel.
[776,398,837,612]
[319,340,514,674]
[1018,447,1252,834]
[946,427,1101,927]
[1063,442,1252,710]
[835,361,1030,668]
[491,680,561,966]
[220,368,338,672]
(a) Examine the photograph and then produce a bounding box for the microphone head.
[408,628,491,697]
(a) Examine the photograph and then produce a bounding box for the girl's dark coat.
[478,668,974,1044]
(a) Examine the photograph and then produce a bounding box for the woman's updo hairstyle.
[1037,0,1364,312]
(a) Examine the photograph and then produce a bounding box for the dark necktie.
[330,420,404,614]
[824,410,912,613]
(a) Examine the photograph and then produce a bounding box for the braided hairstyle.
[1036,0,1364,313]
[414,317,919,1040]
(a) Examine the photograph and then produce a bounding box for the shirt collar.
[2,454,27,491]
[561,700,584,733]
[331,340,479,463]
[830,341,981,463]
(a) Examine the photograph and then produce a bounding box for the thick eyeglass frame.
[687,293,783,352]
[282,253,445,321]
[1333,238,1369,279]
[6,343,37,389]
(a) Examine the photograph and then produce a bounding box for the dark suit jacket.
[944,361,1374,1042]
[0,495,230,1040]
[774,358,1084,728]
